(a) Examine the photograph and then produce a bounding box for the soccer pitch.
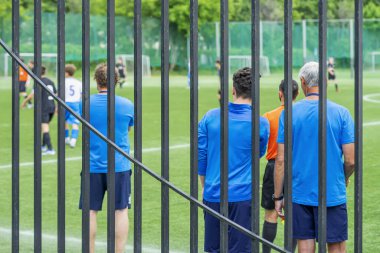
[0,70,379,252]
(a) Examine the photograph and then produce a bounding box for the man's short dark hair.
[41,65,46,76]
[279,79,299,100]
[94,63,119,88]
[65,64,77,76]
[232,67,254,99]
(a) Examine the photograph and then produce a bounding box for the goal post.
[116,54,152,77]
[229,55,270,76]
[3,52,58,78]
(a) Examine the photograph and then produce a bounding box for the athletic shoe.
[27,104,34,109]
[69,138,77,148]
[41,145,48,152]
[43,149,56,156]
[65,137,71,145]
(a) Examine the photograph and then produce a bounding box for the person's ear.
[232,86,236,96]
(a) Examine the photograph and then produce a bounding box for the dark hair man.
[198,67,270,252]
[64,64,82,148]
[22,66,57,155]
[261,79,299,253]
[79,63,134,253]
[328,57,339,93]
[274,62,355,253]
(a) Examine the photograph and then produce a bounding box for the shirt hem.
[90,168,130,174]
[203,196,251,203]
[293,198,346,207]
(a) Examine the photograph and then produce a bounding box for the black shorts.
[328,73,336,80]
[261,159,275,210]
[42,112,54,124]
[19,81,27,93]
[79,170,132,211]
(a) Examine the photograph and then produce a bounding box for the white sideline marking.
[364,121,380,127]
[363,93,380,104]
[0,227,184,253]
[0,144,189,170]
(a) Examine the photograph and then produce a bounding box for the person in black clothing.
[22,66,57,155]
[328,57,339,93]
[116,57,127,88]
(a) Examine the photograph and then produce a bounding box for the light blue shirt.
[89,94,134,173]
[277,99,354,207]
[198,103,270,202]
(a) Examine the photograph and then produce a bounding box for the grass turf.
[0,70,379,252]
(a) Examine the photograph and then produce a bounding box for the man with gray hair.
[273,62,355,253]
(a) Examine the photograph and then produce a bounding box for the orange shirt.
[263,105,284,160]
[19,67,28,82]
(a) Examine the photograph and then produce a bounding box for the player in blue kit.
[274,62,355,253]
[64,64,82,148]
[198,67,269,253]
[79,63,134,253]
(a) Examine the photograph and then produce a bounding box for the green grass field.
[0,70,379,252]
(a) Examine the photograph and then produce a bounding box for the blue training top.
[198,103,270,202]
[89,94,134,173]
[277,99,354,207]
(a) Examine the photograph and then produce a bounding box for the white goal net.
[116,54,151,77]
[229,55,270,76]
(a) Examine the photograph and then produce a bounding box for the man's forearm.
[274,160,285,197]
[344,163,355,180]
[199,176,205,189]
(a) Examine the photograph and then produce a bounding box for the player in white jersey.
[65,64,82,148]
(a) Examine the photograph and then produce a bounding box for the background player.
[22,66,57,155]
[261,80,299,253]
[19,58,33,109]
[65,64,82,148]
[328,57,339,92]
[116,57,127,88]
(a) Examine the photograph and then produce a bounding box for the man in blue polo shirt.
[274,62,355,253]
[198,67,270,253]
[79,63,134,253]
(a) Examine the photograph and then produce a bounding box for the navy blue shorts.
[79,171,132,211]
[293,203,348,243]
[203,200,251,253]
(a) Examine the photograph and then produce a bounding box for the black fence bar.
[0,42,290,253]
[220,0,229,250]
[57,0,66,252]
[81,0,91,251]
[11,0,20,252]
[283,0,293,251]
[107,0,116,251]
[250,0,260,252]
[189,0,199,251]
[34,0,42,251]
[133,0,143,251]
[161,0,170,251]
[354,0,363,252]
[318,0,327,252]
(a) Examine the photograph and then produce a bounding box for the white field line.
[0,227,184,253]
[363,93,380,104]
[0,143,189,170]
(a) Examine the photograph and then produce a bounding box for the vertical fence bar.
[57,0,66,252]
[251,0,260,252]
[161,0,170,251]
[11,0,20,252]
[81,0,91,252]
[189,0,199,251]
[107,0,116,252]
[354,0,363,252]
[220,0,229,251]
[134,0,143,251]
[318,0,327,252]
[284,0,293,251]
[34,0,42,251]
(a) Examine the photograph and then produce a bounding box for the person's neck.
[305,87,319,100]
[233,97,252,105]
[98,88,108,94]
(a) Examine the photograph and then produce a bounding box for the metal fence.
[0,0,363,252]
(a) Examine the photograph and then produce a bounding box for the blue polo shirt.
[89,94,134,173]
[277,99,354,207]
[198,103,270,202]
